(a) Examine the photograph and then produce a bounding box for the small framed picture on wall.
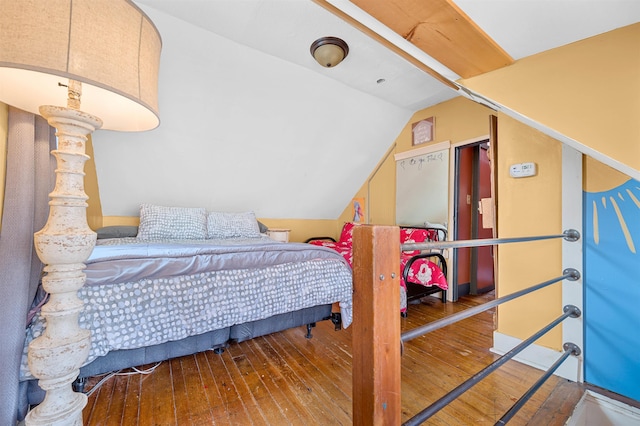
[412,117,435,145]
[352,197,365,223]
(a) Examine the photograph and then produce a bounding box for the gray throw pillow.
[96,226,138,239]
[207,211,261,239]
[137,204,207,241]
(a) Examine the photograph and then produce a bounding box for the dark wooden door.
[454,141,495,298]
[474,144,495,294]
[454,146,473,299]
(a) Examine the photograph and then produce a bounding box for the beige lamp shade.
[0,0,162,131]
[310,37,349,68]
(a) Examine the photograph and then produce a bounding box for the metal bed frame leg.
[305,322,316,338]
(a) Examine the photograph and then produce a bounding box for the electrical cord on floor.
[84,362,162,397]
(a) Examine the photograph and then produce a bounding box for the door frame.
[446,135,494,301]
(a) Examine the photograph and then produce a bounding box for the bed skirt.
[21,304,335,411]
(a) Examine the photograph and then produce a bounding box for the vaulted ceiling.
[91,1,640,219]
[138,0,640,111]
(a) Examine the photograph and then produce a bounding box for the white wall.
[92,5,413,219]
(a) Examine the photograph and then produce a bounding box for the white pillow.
[137,204,207,241]
[207,211,261,239]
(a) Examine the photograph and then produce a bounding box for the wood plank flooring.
[82,292,585,425]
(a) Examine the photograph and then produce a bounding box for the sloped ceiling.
[91,0,640,219]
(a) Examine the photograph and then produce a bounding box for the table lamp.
[0,1,161,424]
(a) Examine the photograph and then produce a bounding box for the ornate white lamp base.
[26,106,102,426]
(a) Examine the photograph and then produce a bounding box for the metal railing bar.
[495,342,581,425]
[401,229,580,252]
[402,270,580,343]
[403,306,582,426]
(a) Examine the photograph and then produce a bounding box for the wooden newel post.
[352,225,401,425]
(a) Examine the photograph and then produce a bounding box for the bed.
[19,205,353,407]
[306,222,448,315]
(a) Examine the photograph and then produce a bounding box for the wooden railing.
[351,225,401,426]
[351,225,581,425]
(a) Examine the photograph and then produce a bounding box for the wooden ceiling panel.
[350,0,514,78]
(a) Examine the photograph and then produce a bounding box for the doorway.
[452,140,495,299]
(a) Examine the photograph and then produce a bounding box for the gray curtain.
[0,107,55,424]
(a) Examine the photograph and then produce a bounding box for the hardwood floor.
[82,292,585,425]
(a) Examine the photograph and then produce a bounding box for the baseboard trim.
[492,331,583,382]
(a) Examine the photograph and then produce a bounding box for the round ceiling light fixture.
[310,36,349,68]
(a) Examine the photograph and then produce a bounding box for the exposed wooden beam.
[349,0,514,78]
